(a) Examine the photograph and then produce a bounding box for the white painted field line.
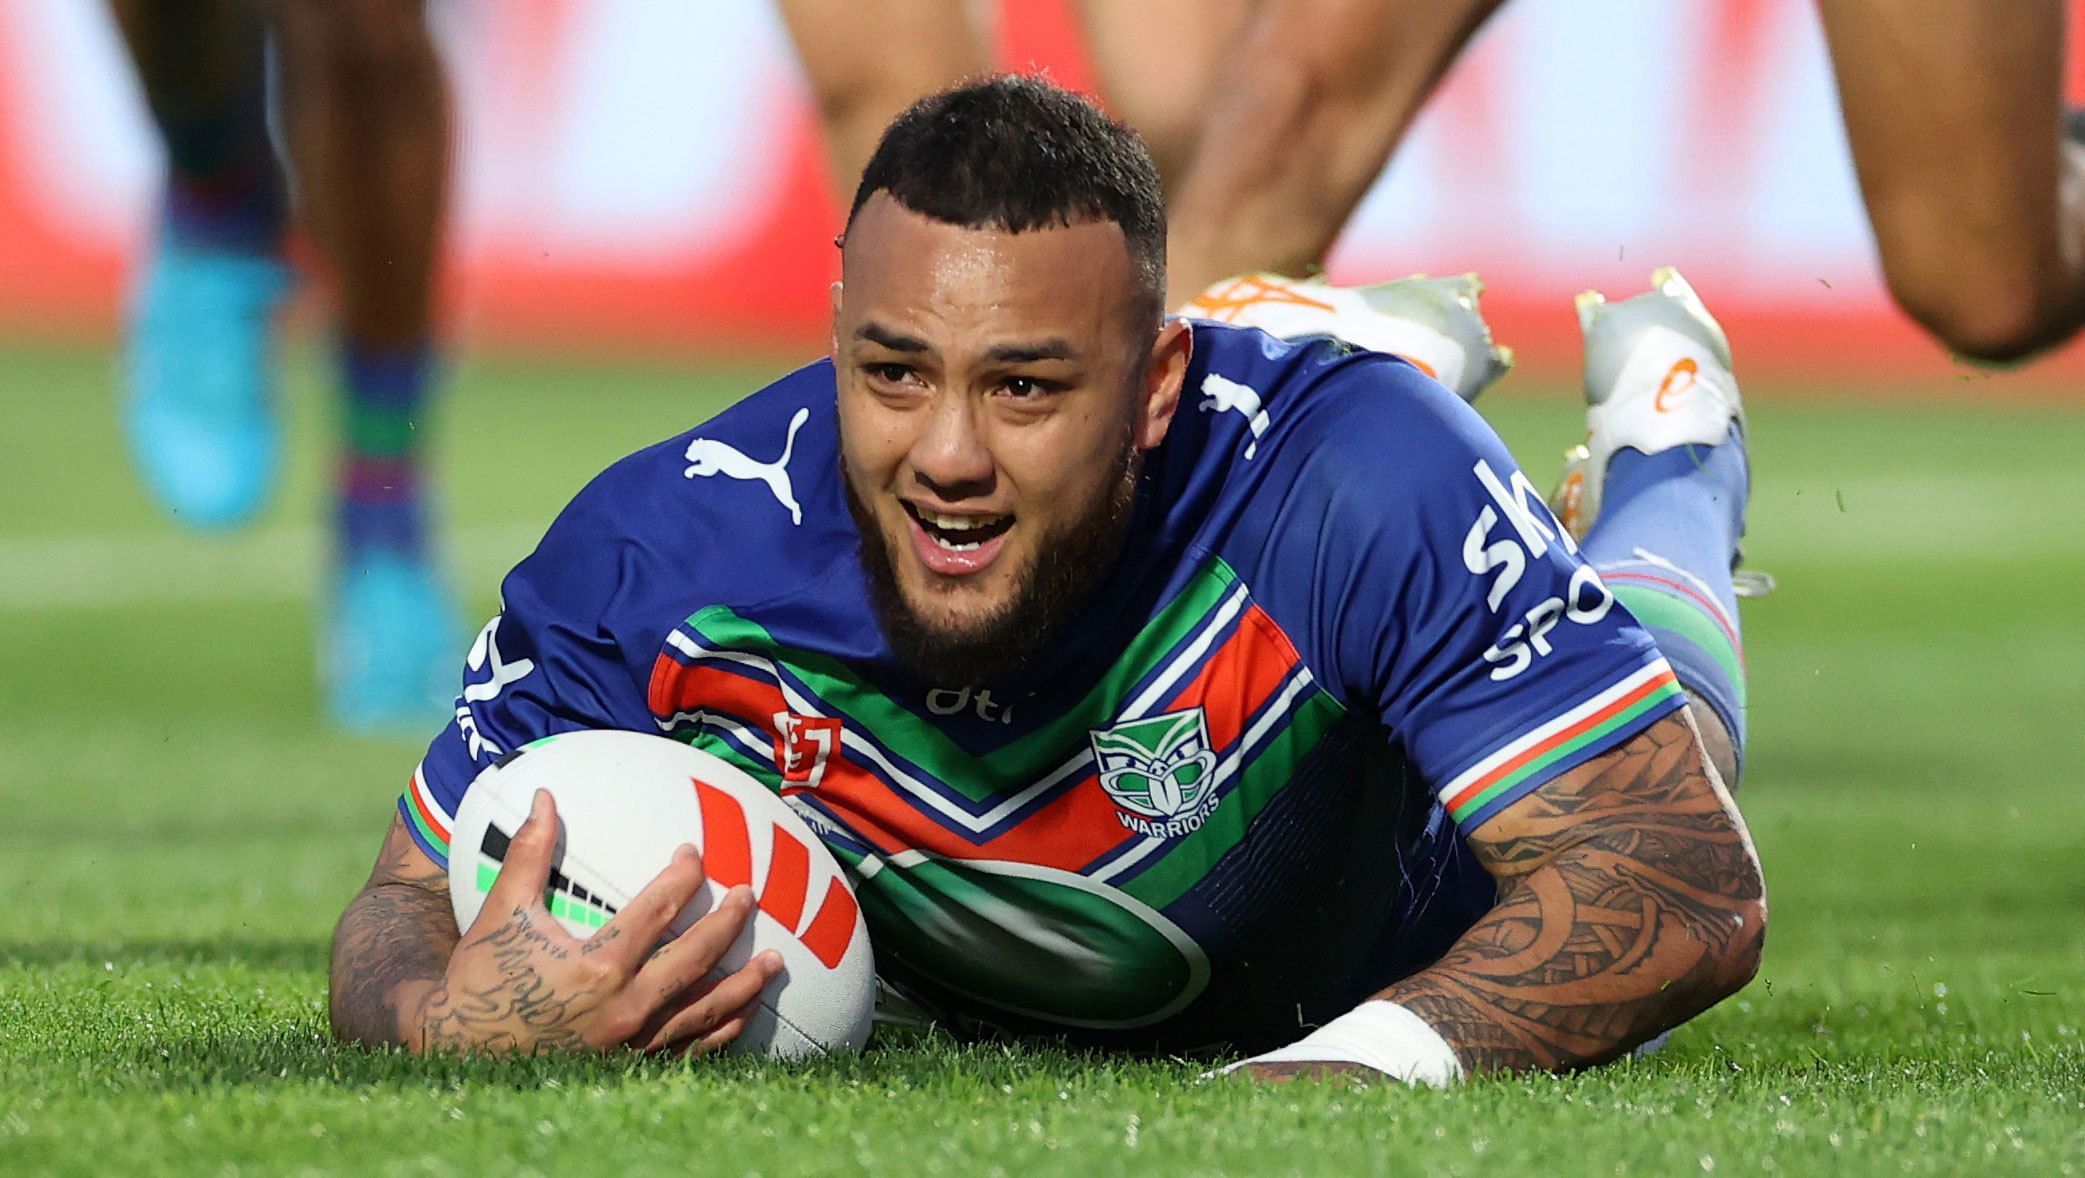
[0,523,543,610]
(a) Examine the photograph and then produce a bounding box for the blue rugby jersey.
[398,323,1683,1054]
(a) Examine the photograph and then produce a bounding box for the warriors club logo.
[1089,708,1223,838]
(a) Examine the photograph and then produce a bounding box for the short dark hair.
[846,75,1167,327]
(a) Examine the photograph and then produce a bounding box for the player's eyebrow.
[855,322,931,355]
[983,339,1077,364]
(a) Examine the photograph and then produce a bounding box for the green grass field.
[2,338,2082,1175]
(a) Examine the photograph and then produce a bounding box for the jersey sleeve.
[399,493,664,868]
[1244,356,1685,832]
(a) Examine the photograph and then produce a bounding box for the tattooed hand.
[405,789,784,1056]
[329,786,784,1056]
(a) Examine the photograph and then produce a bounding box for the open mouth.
[904,503,1015,552]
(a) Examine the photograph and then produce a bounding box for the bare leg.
[108,0,280,246]
[108,0,255,106]
[779,0,992,204]
[265,0,448,350]
[1818,0,2085,362]
[1160,0,1507,307]
[265,0,458,730]
[1074,0,1254,199]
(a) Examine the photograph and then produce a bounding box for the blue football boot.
[124,234,292,529]
[323,549,463,733]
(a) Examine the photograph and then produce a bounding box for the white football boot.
[1553,267,1772,596]
[1178,271,1513,402]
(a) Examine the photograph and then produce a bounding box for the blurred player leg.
[109,0,292,528]
[1073,0,1253,198]
[1563,269,1753,787]
[1819,0,2085,362]
[778,0,992,203]
[1158,0,1508,308]
[265,0,458,731]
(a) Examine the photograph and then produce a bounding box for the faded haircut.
[846,74,1168,329]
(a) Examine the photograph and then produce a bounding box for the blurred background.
[7,0,2085,382]
[0,7,2080,1167]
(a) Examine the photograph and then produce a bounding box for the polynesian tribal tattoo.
[328,821,457,1048]
[1384,711,1764,1074]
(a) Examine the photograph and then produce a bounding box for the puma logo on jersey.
[684,406,811,524]
[1199,374,1270,459]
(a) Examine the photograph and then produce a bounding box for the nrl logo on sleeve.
[1090,708,1223,838]
[772,711,842,790]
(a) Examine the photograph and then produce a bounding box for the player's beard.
[845,432,1141,687]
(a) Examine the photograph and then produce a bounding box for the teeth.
[916,509,1008,531]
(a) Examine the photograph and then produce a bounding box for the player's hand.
[409,789,783,1056]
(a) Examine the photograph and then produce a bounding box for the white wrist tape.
[1222,1001,1463,1087]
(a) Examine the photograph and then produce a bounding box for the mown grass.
[2,339,2081,1175]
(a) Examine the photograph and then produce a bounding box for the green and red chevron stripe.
[400,767,452,861]
[658,557,1244,803]
[652,655,1155,870]
[1437,661,1684,828]
[643,569,1339,894]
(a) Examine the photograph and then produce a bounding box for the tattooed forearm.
[328,818,460,1047]
[1385,712,1766,1073]
[418,907,601,1053]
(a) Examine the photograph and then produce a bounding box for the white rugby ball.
[448,729,874,1058]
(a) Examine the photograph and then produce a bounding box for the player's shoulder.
[529,358,854,606]
[1185,320,1502,497]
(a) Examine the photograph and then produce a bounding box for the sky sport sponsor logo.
[1090,708,1224,838]
[1460,457,1614,681]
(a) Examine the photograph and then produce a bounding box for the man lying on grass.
[329,76,1765,1083]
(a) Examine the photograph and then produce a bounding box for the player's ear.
[828,281,844,359]
[1134,319,1192,450]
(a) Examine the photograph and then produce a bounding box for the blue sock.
[159,77,286,255]
[165,157,286,255]
[1579,429,1749,770]
[338,342,435,560]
